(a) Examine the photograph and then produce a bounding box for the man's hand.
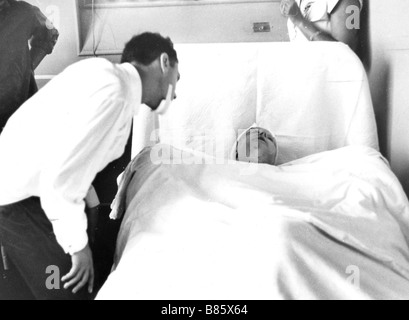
[61,244,94,295]
[280,0,302,20]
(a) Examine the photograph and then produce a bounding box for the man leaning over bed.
[0,32,180,300]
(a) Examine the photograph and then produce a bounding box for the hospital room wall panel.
[76,1,286,55]
[389,51,409,194]
[28,0,85,78]
[367,0,409,195]
[30,0,286,81]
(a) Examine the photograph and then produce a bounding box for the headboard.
[133,42,379,164]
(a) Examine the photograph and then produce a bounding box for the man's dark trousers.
[0,197,90,300]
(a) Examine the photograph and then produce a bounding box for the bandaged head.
[231,124,278,165]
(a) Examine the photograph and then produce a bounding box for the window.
[75,0,281,55]
[79,0,272,8]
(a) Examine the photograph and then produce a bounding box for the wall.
[27,0,84,87]
[77,0,285,55]
[29,0,285,79]
[366,0,409,194]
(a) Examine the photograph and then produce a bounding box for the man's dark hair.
[0,0,10,8]
[121,32,178,67]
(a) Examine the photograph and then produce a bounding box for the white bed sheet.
[97,146,409,300]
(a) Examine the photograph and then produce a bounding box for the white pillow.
[159,43,257,160]
[256,42,378,164]
[157,42,378,164]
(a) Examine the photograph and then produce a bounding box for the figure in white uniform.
[280,0,363,52]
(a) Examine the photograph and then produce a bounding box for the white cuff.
[51,218,89,255]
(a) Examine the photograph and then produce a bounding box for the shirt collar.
[120,63,143,116]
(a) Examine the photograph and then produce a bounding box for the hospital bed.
[96,42,409,300]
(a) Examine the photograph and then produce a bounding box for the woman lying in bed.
[232,125,279,166]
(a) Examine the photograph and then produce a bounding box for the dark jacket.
[0,0,59,132]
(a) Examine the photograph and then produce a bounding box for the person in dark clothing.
[0,0,59,133]
[0,0,58,299]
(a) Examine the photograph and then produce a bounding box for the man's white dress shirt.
[0,58,142,255]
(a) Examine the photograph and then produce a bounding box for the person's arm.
[329,0,362,52]
[281,0,336,42]
[40,92,132,294]
[29,5,59,70]
[281,0,361,51]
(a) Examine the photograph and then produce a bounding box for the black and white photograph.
[1,0,409,302]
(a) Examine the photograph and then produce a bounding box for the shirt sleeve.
[39,93,132,255]
[327,0,341,14]
[29,5,59,55]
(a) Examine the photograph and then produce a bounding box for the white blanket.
[97,146,409,300]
